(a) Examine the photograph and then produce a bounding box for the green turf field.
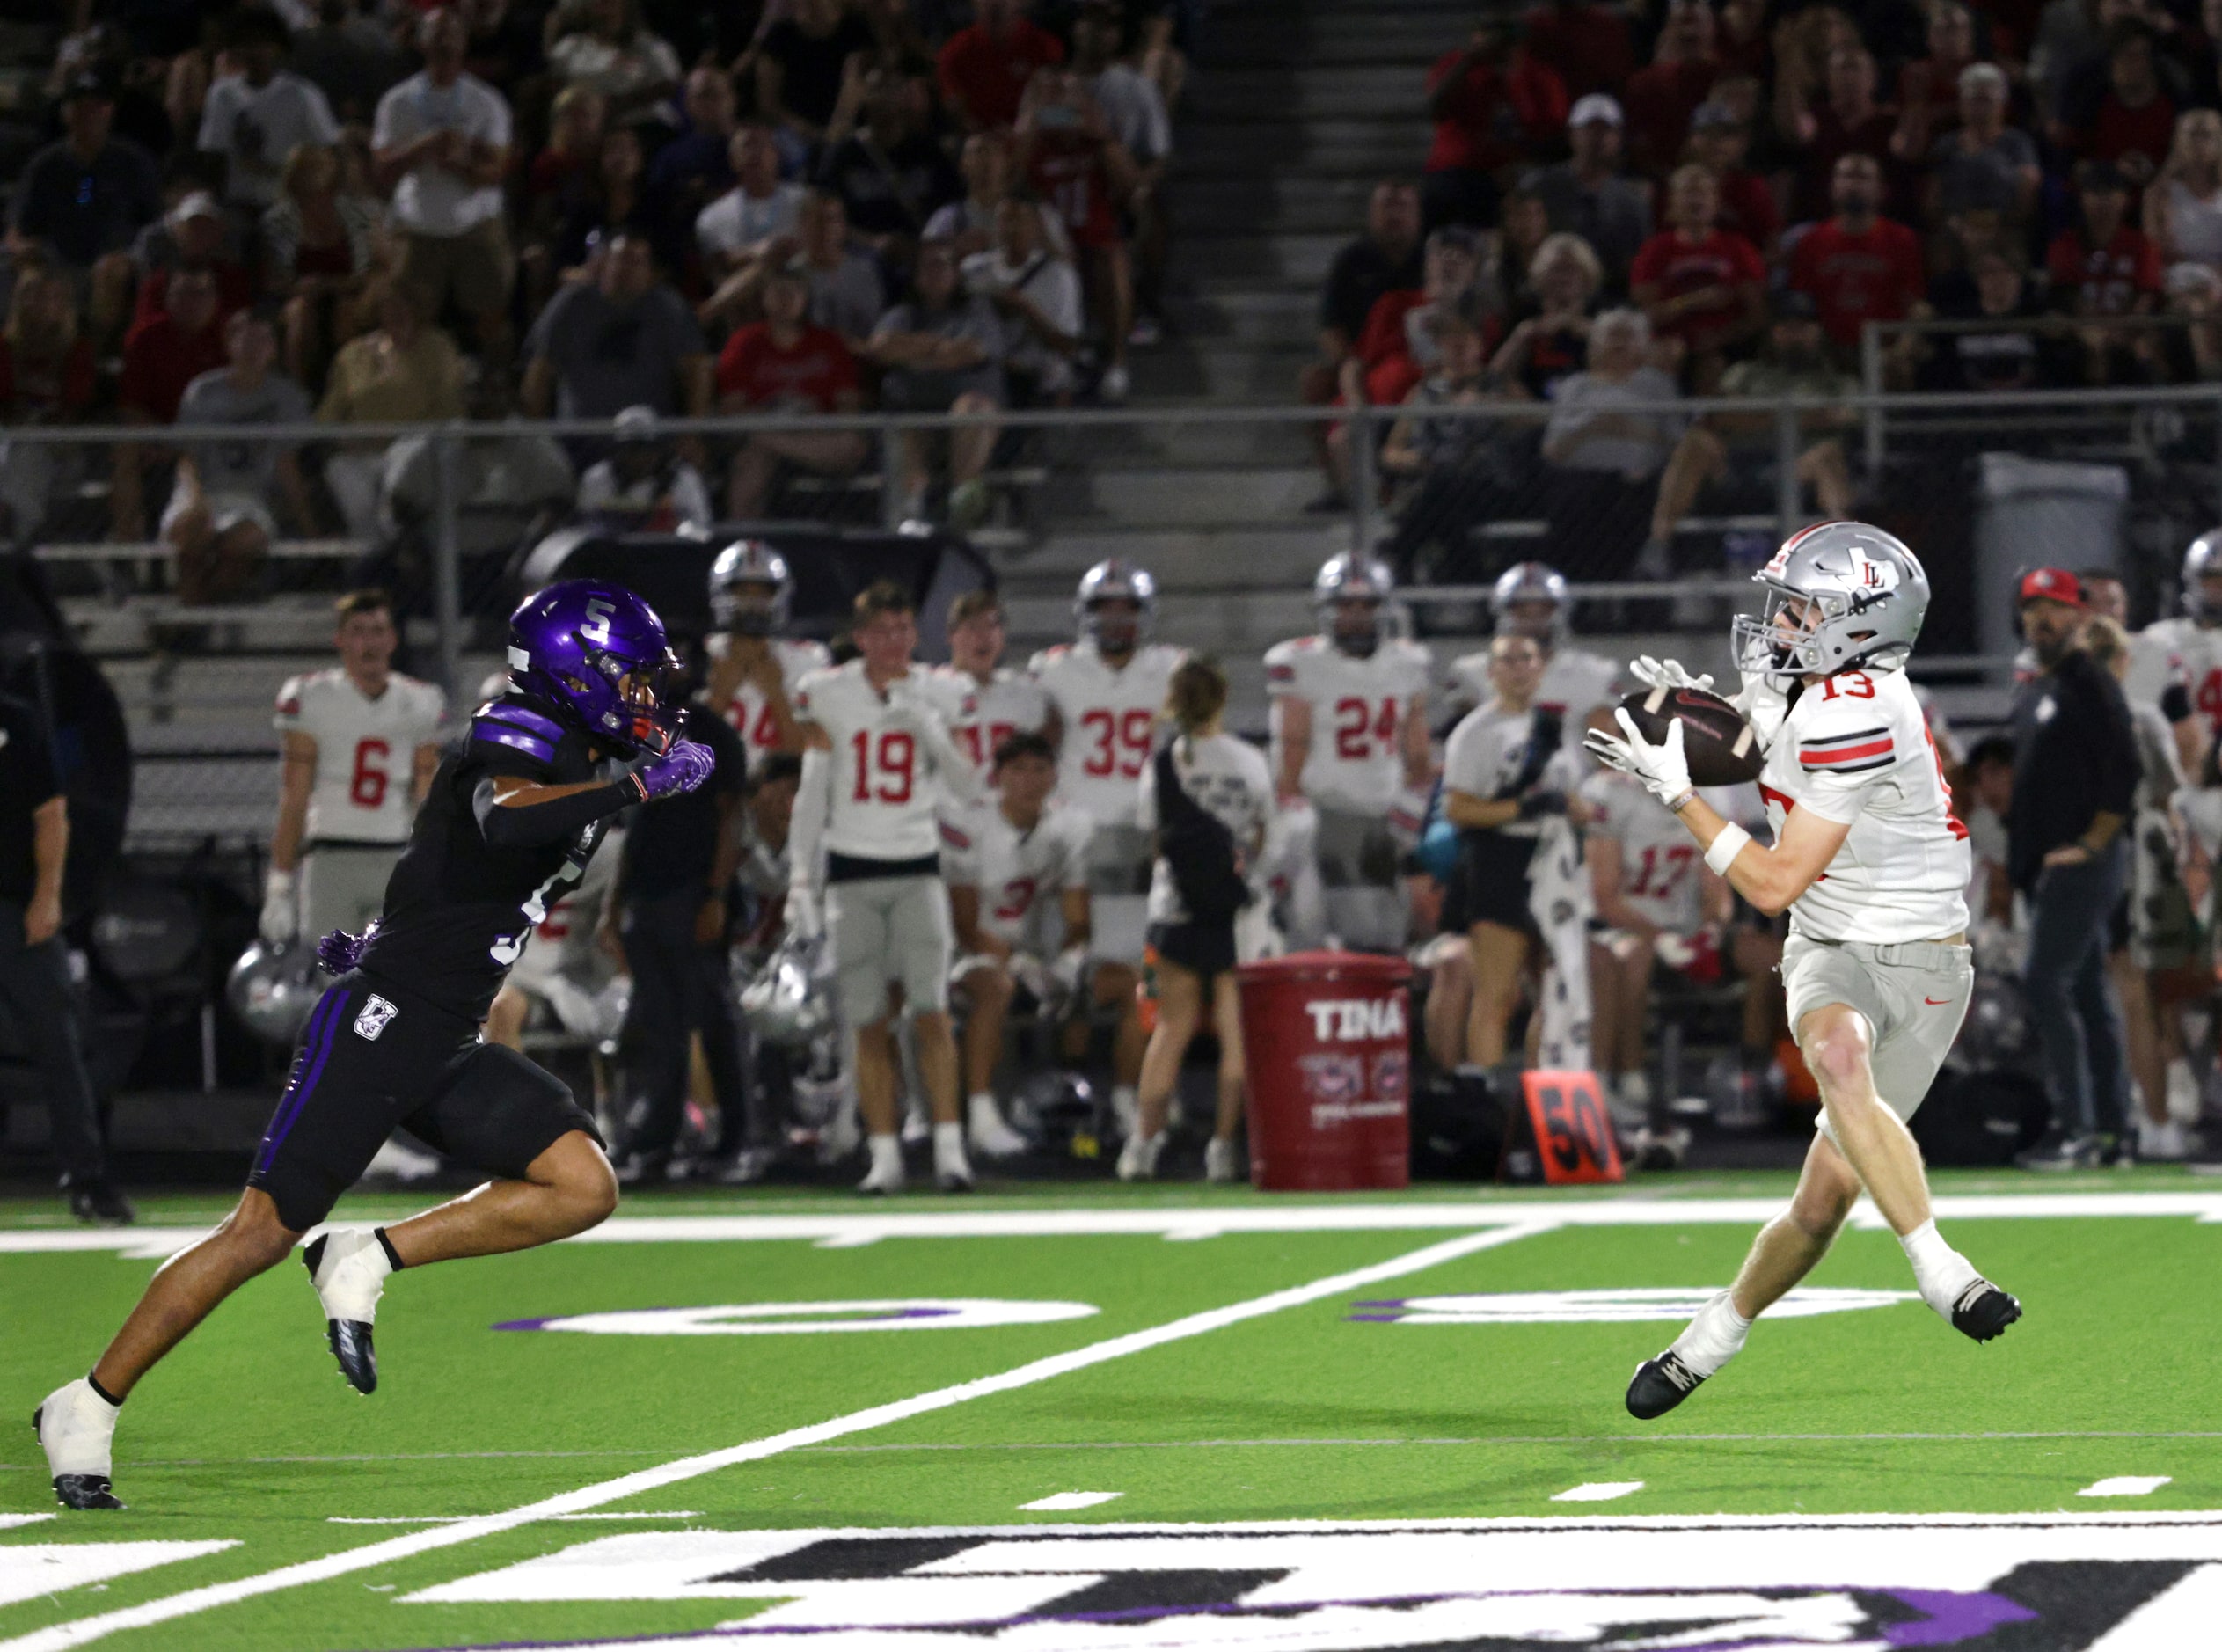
[4,1173,2221,1650]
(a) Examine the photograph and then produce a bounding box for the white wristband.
[1704,823,1752,877]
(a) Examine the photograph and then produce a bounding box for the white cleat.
[2167,1059,2203,1125]
[2139,1116,2190,1162]
[305,1228,391,1394]
[1117,1130,1165,1182]
[968,1096,1029,1159]
[1203,1137,1243,1183]
[934,1135,976,1193]
[858,1155,906,1196]
[32,1378,123,1509]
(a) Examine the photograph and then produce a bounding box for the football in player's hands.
[1617,683,1765,786]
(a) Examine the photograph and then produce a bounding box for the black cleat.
[1950,1280,2022,1343]
[1626,1349,1707,1420]
[32,1407,124,1510]
[303,1234,379,1394]
[65,1176,136,1227]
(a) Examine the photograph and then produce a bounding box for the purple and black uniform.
[246,693,622,1232]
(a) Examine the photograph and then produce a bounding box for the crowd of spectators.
[0,0,1183,570]
[1306,0,2222,580]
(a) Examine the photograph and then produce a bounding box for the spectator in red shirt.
[1323,226,1480,502]
[111,267,230,541]
[2064,22,2180,195]
[1625,0,1720,179]
[718,262,867,515]
[1630,164,1766,390]
[1521,0,1634,99]
[132,191,256,329]
[937,0,1065,133]
[2047,157,2165,382]
[1422,19,1568,230]
[1017,67,1139,399]
[1787,152,1928,372]
[0,262,97,545]
[1685,100,1781,257]
[1780,43,1904,223]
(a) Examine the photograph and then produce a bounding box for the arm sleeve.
[789,745,830,891]
[472,773,640,847]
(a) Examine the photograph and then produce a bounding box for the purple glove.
[317,920,377,976]
[630,739,716,802]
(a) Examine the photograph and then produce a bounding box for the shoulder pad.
[274,675,306,717]
[471,700,566,765]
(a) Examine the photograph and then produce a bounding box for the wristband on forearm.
[1704,822,1752,876]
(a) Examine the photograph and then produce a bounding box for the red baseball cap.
[2017,567,2085,608]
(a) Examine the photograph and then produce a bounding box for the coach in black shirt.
[2006,569,2140,1169]
[0,691,133,1223]
[610,700,753,1181]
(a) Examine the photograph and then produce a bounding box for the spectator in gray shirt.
[866,238,1005,528]
[163,308,317,605]
[1522,93,1651,291]
[521,230,713,430]
[796,191,888,347]
[1539,307,1680,576]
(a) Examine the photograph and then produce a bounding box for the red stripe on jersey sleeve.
[1800,737,1894,768]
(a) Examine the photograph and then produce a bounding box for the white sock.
[932,1121,967,1165]
[1112,1084,1138,1122]
[968,1091,997,1115]
[1668,1289,1751,1378]
[1900,1218,1980,1320]
[867,1133,902,1177]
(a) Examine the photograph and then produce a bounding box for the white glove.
[259,868,297,946]
[1583,709,1692,808]
[1051,942,1089,999]
[1008,951,1055,1002]
[1387,784,1430,847]
[783,885,822,941]
[1628,656,1715,696]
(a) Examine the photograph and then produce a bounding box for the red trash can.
[1236,949,1412,1191]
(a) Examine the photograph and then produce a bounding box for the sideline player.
[921,589,1052,787]
[2130,531,2222,778]
[706,540,829,761]
[943,731,1093,1157]
[1586,522,2020,1418]
[262,590,446,949]
[1030,559,1185,1134]
[1264,552,1432,952]
[34,581,716,1509]
[786,581,983,1194]
[1446,562,1621,724]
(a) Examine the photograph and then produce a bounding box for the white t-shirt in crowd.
[1086,64,1171,164]
[373,70,513,236]
[960,248,1083,391]
[696,181,807,262]
[574,460,713,531]
[199,71,340,208]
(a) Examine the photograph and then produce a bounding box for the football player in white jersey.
[1588,521,2021,1418]
[943,731,1093,1156]
[263,589,447,948]
[706,539,830,761]
[1265,552,1433,952]
[2127,533,2222,778]
[920,588,1052,786]
[787,581,983,1194]
[1029,559,1187,1133]
[1445,562,1622,724]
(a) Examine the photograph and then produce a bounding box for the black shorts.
[246,971,602,1232]
[1149,917,1237,980]
[1443,831,1539,935]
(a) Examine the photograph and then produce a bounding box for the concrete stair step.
[1197,66,1433,121]
[1162,288,1320,347]
[1173,174,1384,236]
[1207,14,1473,64]
[1001,523,1348,582]
[1129,342,1319,403]
[1176,119,1434,175]
[1054,414,1314,468]
[1050,464,1322,527]
[1168,230,1344,285]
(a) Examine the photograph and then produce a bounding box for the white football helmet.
[1313,551,1393,657]
[226,940,326,1047]
[1076,559,1157,651]
[2183,530,2222,622]
[739,932,833,1047]
[710,539,793,634]
[1733,521,1931,683]
[1490,561,1569,646]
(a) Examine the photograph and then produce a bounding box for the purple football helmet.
[507,580,682,756]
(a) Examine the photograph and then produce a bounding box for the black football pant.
[618,890,757,1159]
[0,898,106,1183]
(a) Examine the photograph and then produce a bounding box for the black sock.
[373,1227,405,1272]
[85,1371,123,1408]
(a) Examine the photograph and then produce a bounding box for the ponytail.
[1166,654,1228,746]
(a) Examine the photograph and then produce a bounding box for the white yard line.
[1018,1493,1123,1511]
[327,1512,703,1525]
[799,1429,2222,1452]
[2079,1477,2174,1497]
[8,1189,2222,1256]
[0,1222,1554,1652]
[1552,1482,1645,1502]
